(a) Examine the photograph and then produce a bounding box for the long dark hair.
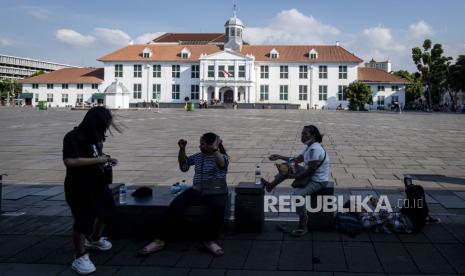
[304,125,323,143]
[201,132,227,155]
[77,106,120,143]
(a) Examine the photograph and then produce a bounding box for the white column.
[201,86,205,100]
[247,86,250,103]
[233,86,238,102]
[214,86,219,100]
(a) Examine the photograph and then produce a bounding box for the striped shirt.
[180,152,229,190]
[359,210,413,234]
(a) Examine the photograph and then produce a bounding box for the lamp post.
[146,64,151,105]
[6,80,12,106]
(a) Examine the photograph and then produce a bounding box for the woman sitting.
[139,132,229,256]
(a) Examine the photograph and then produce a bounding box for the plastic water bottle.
[170,182,181,194]
[119,184,127,205]
[255,165,261,185]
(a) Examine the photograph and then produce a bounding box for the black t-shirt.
[63,128,105,190]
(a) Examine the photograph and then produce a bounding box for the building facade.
[0,54,77,80]
[18,68,103,107]
[19,14,406,109]
[358,68,408,109]
[364,58,392,73]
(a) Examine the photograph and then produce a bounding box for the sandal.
[291,228,308,237]
[261,178,275,193]
[138,240,165,256]
[203,241,224,257]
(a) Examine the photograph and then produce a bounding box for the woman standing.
[139,132,229,256]
[63,106,120,274]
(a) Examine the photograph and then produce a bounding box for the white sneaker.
[71,253,96,274]
[85,237,112,251]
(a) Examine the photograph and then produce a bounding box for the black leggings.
[158,187,227,241]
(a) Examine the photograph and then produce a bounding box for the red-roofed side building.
[358,67,408,110]
[19,68,104,107]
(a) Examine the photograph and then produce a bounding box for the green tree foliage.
[347,81,371,111]
[0,79,22,102]
[412,39,452,108]
[29,70,45,77]
[445,55,465,110]
[393,70,423,103]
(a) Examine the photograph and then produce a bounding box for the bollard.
[0,174,6,214]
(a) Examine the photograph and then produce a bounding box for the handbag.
[199,154,228,196]
[291,148,327,188]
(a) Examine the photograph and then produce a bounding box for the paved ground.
[1,107,465,275]
[1,107,465,188]
[1,184,465,275]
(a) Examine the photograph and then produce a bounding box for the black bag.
[401,184,429,232]
[199,155,228,196]
[291,149,326,188]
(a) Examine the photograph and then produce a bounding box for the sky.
[1,0,465,72]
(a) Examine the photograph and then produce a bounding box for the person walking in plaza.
[139,132,229,257]
[63,106,120,274]
[261,125,329,236]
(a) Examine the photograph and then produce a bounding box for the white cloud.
[408,20,433,39]
[24,6,50,20]
[0,38,11,46]
[243,9,340,44]
[55,29,95,46]
[362,26,404,52]
[94,28,131,46]
[135,32,165,44]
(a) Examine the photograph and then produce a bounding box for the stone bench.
[106,183,231,239]
[307,181,335,231]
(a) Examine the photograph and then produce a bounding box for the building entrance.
[224,90,233,103]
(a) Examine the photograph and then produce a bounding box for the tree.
[29,70,45,77]
[0,79,22,104]
[347,81,371,111]
[412,39,452,109]
[445,55,465,111]
[393,70,423,103]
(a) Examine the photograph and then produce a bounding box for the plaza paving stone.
[1,107,465,274]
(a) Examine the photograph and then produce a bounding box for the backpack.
[335,212,364,238]
[401,184,431,232]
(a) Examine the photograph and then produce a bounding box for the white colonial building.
[18,68,103,107]
[19,14,406,109]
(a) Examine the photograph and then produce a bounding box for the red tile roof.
[358,68,408,84]
[152,33,225,44]
[18,68,103,84]
[242,45,362,62]
[98,44,363,63]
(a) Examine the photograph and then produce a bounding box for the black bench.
[307,181,335,231]
[106,184,231,239]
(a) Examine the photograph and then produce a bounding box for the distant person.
[139,133,229,256]
[63,107,120,274]
[261,125,329,236]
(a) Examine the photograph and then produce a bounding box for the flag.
[223,69,232,78]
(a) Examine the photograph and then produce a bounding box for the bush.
[347,81,371,111]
